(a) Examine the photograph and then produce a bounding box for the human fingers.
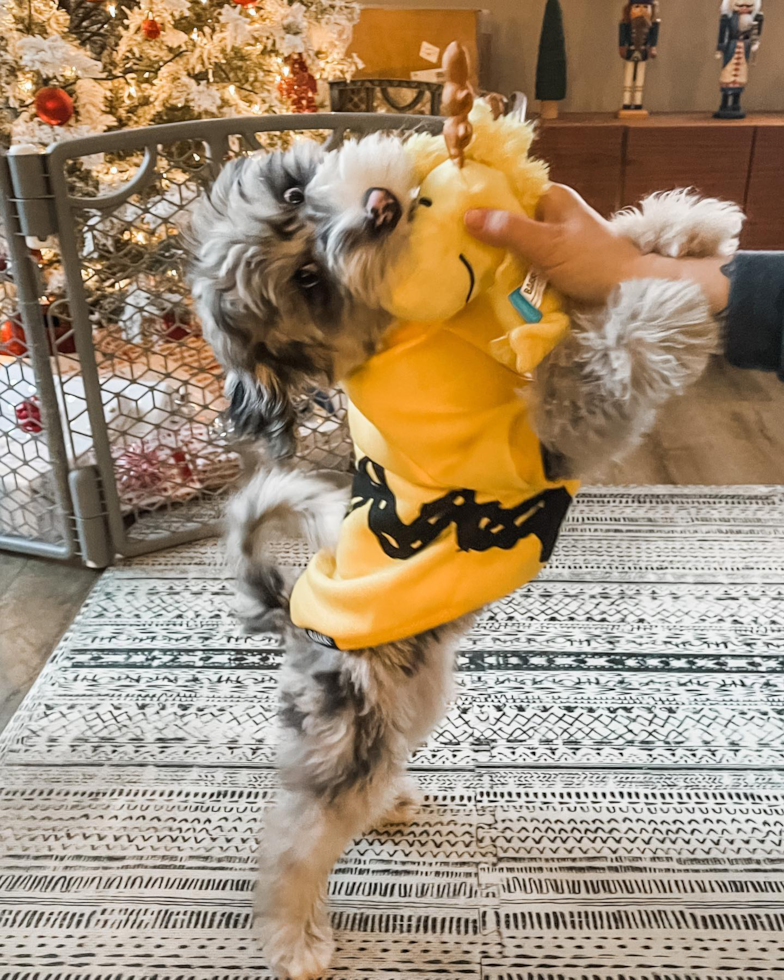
[464,207,555,261]
[536,183,603,226]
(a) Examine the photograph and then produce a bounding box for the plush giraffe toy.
[380,42,572,381]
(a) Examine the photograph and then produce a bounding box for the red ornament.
[171,448,193,482]
[42,303,77,355]
[116,443,165,493]
[278,54,318,113]
[34,87,74,126]
[231,0,257,7]
[15,397,43,434]
[0,307,76,357]
[141,17,162,39]
[1,317,26,356]
[162,306,195,341]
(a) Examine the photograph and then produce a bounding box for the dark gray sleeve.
[724,251,784,380]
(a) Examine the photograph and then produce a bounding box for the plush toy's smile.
[458,253,476,304]
[379,115,545,323]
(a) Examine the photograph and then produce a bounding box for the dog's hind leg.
[256,622,467,979]
[377,773,426,827]
[256,639,406,979]
[376,616,472,829]
[258,780,395,979]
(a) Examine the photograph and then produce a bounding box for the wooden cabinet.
[624,125,753,209]
[533,124,624,217]
[745,128,784,250]
[531,114,784,249]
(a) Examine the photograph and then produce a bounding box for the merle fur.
[188,138,410,459]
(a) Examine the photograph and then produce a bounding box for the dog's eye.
[418,197,433,208]
[294,264,321,290]
[284,186,305,206]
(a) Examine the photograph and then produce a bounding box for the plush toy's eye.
[294,264,321,290]
[284,186,305,206]
[418,197,433,208]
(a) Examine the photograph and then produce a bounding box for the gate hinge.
[69,466,114,568]
[5,145,58,241]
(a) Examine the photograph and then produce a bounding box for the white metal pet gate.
[0,113,442,567]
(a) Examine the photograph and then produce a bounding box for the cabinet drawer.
[624,126,753,209]
[533,124,624,217]
[744,128,784,249]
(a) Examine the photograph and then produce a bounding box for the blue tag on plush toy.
[510,268,547,323]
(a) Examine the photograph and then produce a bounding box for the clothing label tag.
[419,41,440,64]
[509,267,548,323]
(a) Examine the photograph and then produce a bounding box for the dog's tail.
[226,465,351,631]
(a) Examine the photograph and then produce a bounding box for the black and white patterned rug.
[1,485,784,978]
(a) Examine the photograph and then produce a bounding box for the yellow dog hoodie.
[289,296,579,651]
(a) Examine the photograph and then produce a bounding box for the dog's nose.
[363,188,402,233]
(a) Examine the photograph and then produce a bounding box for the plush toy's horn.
[442,42,474,168]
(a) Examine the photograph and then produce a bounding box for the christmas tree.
[0,0,361,334]
[105,0,358,130]
[0,0,115,145]
[0,0,360,539]
[535,0,567,120]
[0,0,359,147]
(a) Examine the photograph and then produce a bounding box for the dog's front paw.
[611,189,743,259]
[258,915,335,980]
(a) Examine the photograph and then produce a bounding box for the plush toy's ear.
[466,104,549,215]
[490,312,572,377]
[404,132,449,185]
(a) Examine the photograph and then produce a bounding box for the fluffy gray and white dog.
[189,134,741,980]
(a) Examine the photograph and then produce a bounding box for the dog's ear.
[226,369,298,459]
[192,268,299,460]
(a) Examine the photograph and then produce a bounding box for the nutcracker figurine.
[715,0,763,120]
[618,2,660,118]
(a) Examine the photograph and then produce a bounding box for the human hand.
[465,184,730,312]
[465,184,646,305]
[650,46,658,58]
[716,50,723,59]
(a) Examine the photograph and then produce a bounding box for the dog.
[188,133,741,979]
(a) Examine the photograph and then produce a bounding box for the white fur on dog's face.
[188,135,417,457]
[307,134,418,306]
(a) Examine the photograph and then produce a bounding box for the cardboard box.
[348,8,488,87]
